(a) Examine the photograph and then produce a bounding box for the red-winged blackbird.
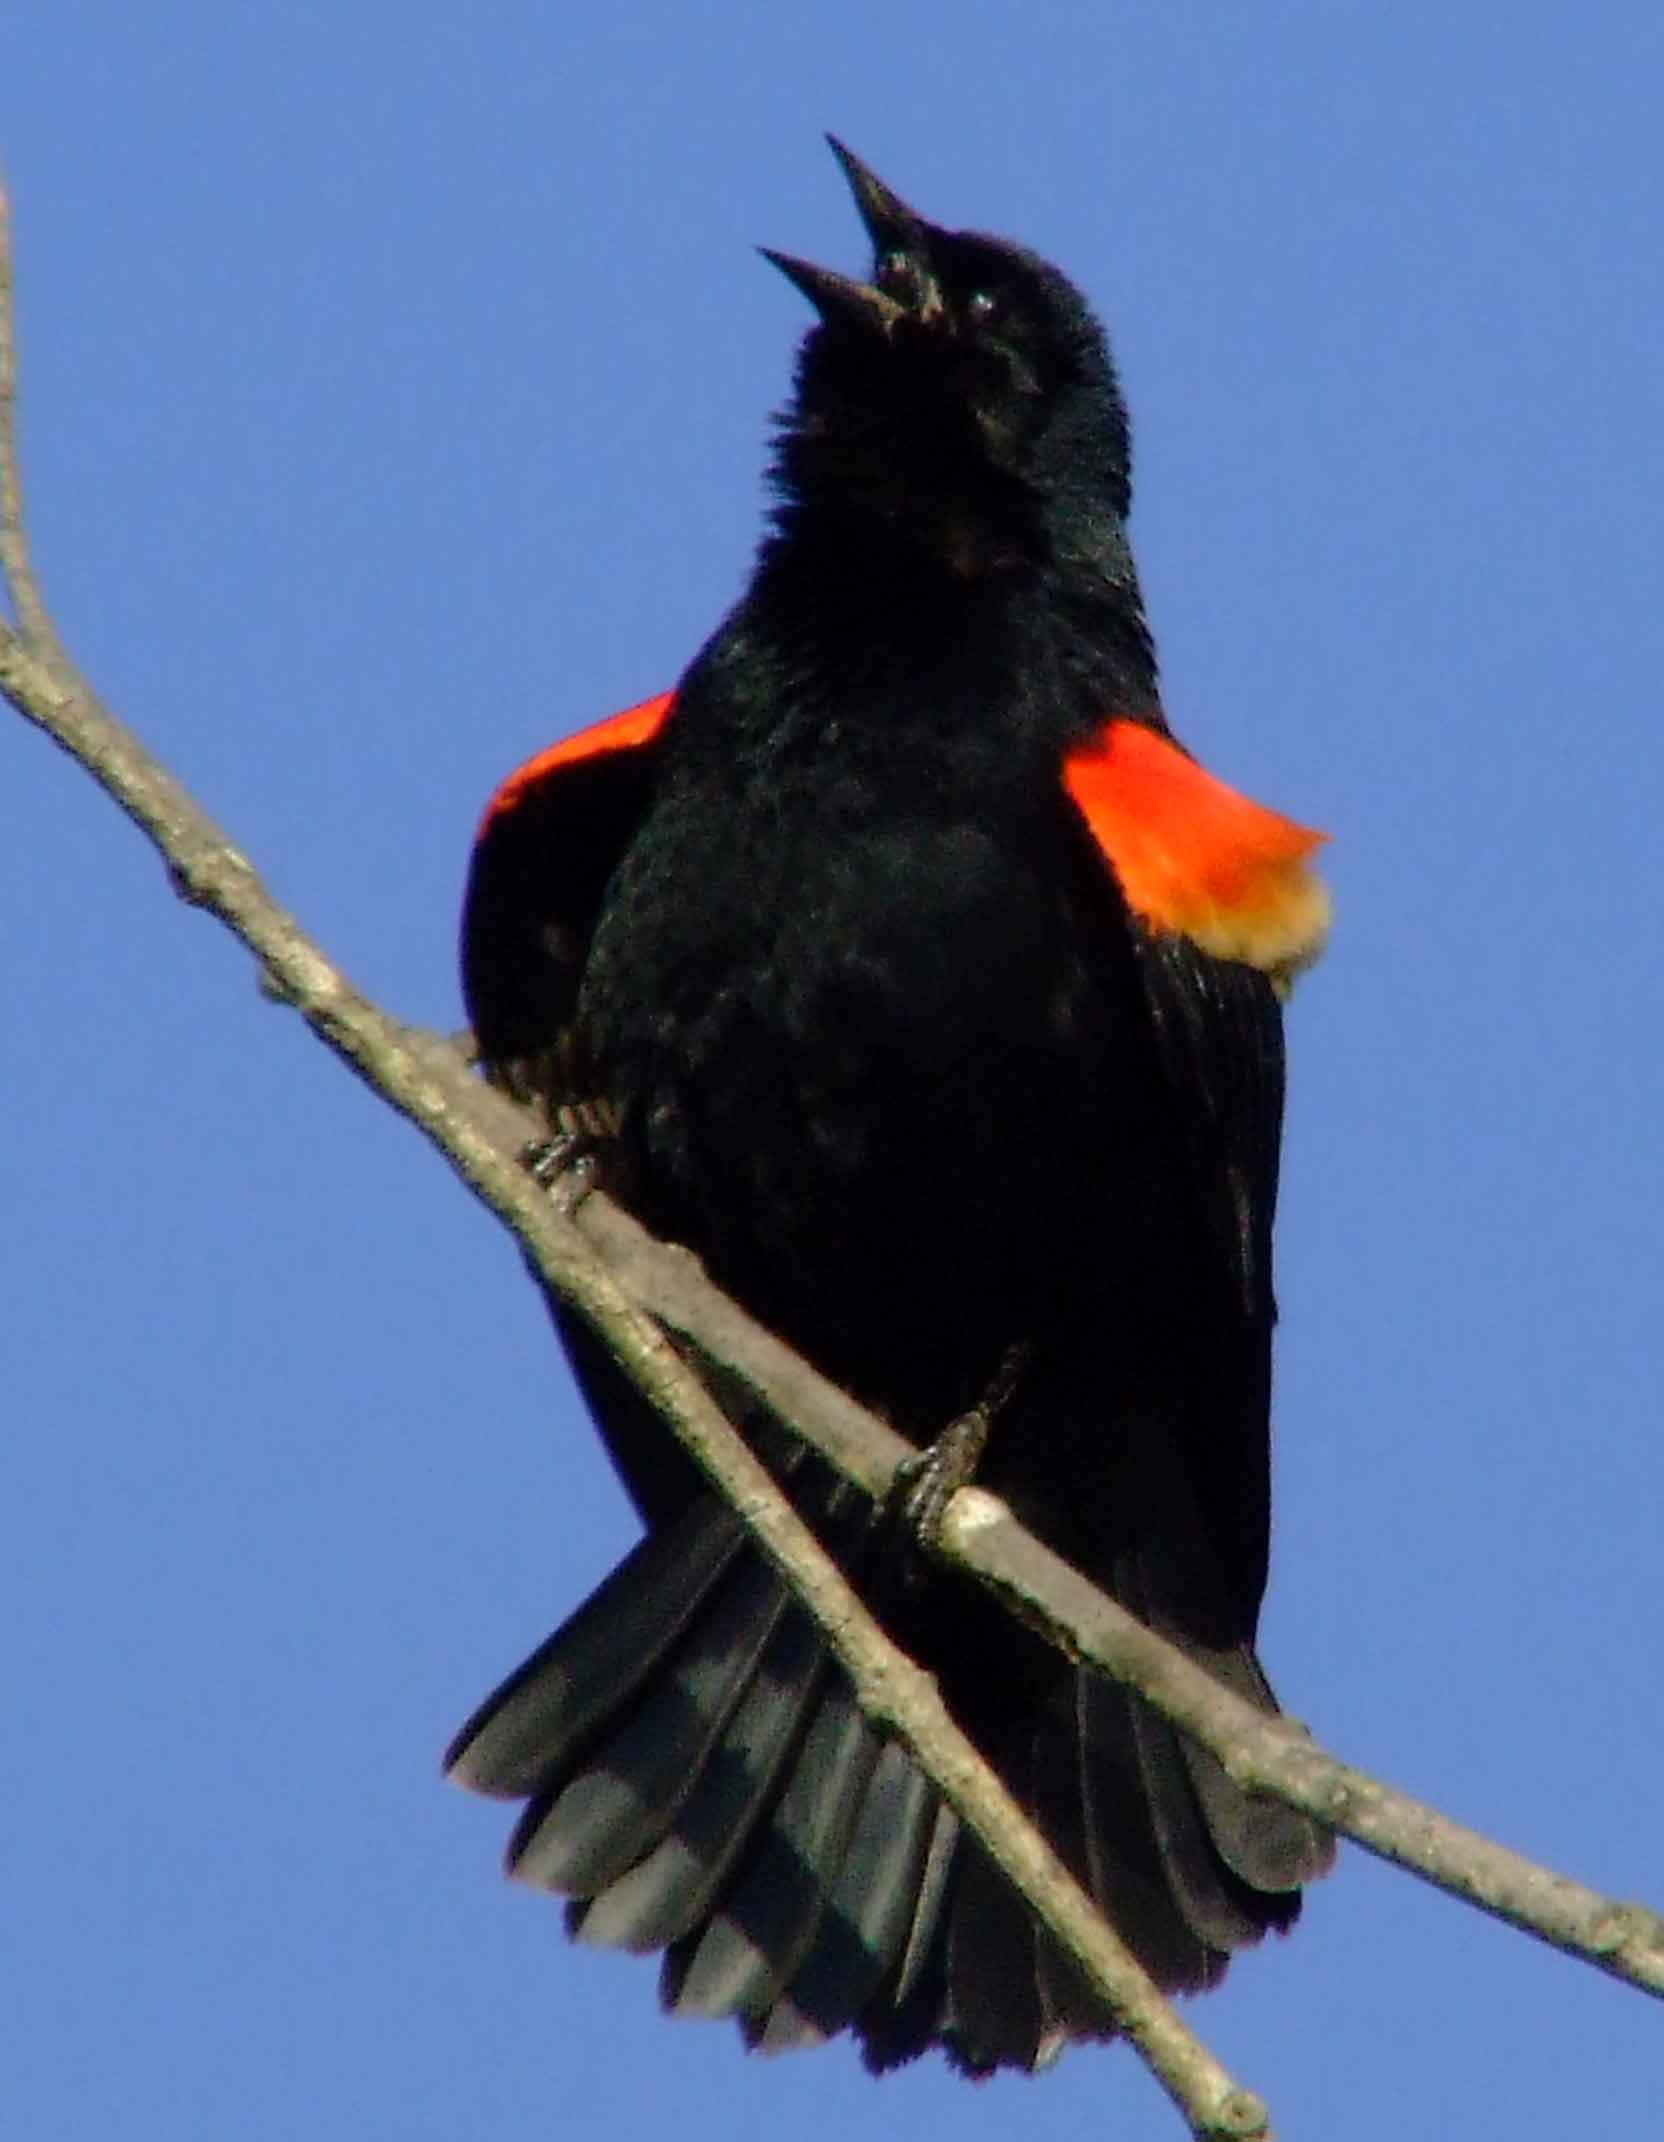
[451,139,1334,2076]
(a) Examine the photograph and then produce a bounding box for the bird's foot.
[894,1342,1029,1549]
[520,1099,618,1213]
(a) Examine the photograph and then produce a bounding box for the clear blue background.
[5,7,1660,2137]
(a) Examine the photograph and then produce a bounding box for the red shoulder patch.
[477,691,675,834]
[1064,718,1330,985]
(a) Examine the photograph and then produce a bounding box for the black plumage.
[451,138,1332,2075]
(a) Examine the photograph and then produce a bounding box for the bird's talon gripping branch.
[519,1133,599,1209]
[897,1343,1030,1547]
[894,1412,987,1547]
[518,1097,621,1208]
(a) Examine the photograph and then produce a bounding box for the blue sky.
[4,6,1661,2137]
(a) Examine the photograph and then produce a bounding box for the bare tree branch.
[4,181,1661,2139]
[0,178,1271,2142]
[0,186,53,649]
[577,1192,1664,2004]
[0,651,1268,2142]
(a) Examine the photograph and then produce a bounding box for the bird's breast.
[575,780,1158,1419]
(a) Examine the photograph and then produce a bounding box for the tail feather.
[1033,1925,1114,2062]
[1072,1668,1222,1989]
[1126,1692,1277,1950]
[565,1573,821,1946]
[446,1499,744,1798]
[449,1463,1329,2073]
[1175,1684,1335,1894]
[1028,1750,1119,2062]
[854,1796,960,2072]
[665,1664,878,2019]
[647,1600,824,2011]
[944,1842,1048,2075]
[751,1738,945,2051]
[509,1551,790,1893]
[1121,1545,1334,1902]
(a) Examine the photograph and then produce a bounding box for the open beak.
[761,137,939,334]
[758,249,906,336]
[825,136,929,259]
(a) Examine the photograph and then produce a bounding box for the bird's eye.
[966,289,999,324]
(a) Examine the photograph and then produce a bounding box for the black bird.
[452,138,1334,2075]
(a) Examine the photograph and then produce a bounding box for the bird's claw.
[519,1096,621,1211]
[519,1132,601,1213]
[893,1342,1029,1549]
[894,1409,990,1548]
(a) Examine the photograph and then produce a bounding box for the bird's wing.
[1062,717,1328,995]
[1063,716,1328,1623]
[462,691,675,1109]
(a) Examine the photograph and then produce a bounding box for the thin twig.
[0,182,53,648]
[577,1195,1664,2001]
[942,1500,1664,1998]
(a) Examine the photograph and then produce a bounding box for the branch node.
[1591,1901,1664,1959]
[940,1484,1007,1543]
[168,859,206,906]
[1210,2086,1271,2140]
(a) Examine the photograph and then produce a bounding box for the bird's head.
[763,139,1133,577]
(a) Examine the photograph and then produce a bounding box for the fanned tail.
[447,1466,1330,2074]
[448,1472,950,2055]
